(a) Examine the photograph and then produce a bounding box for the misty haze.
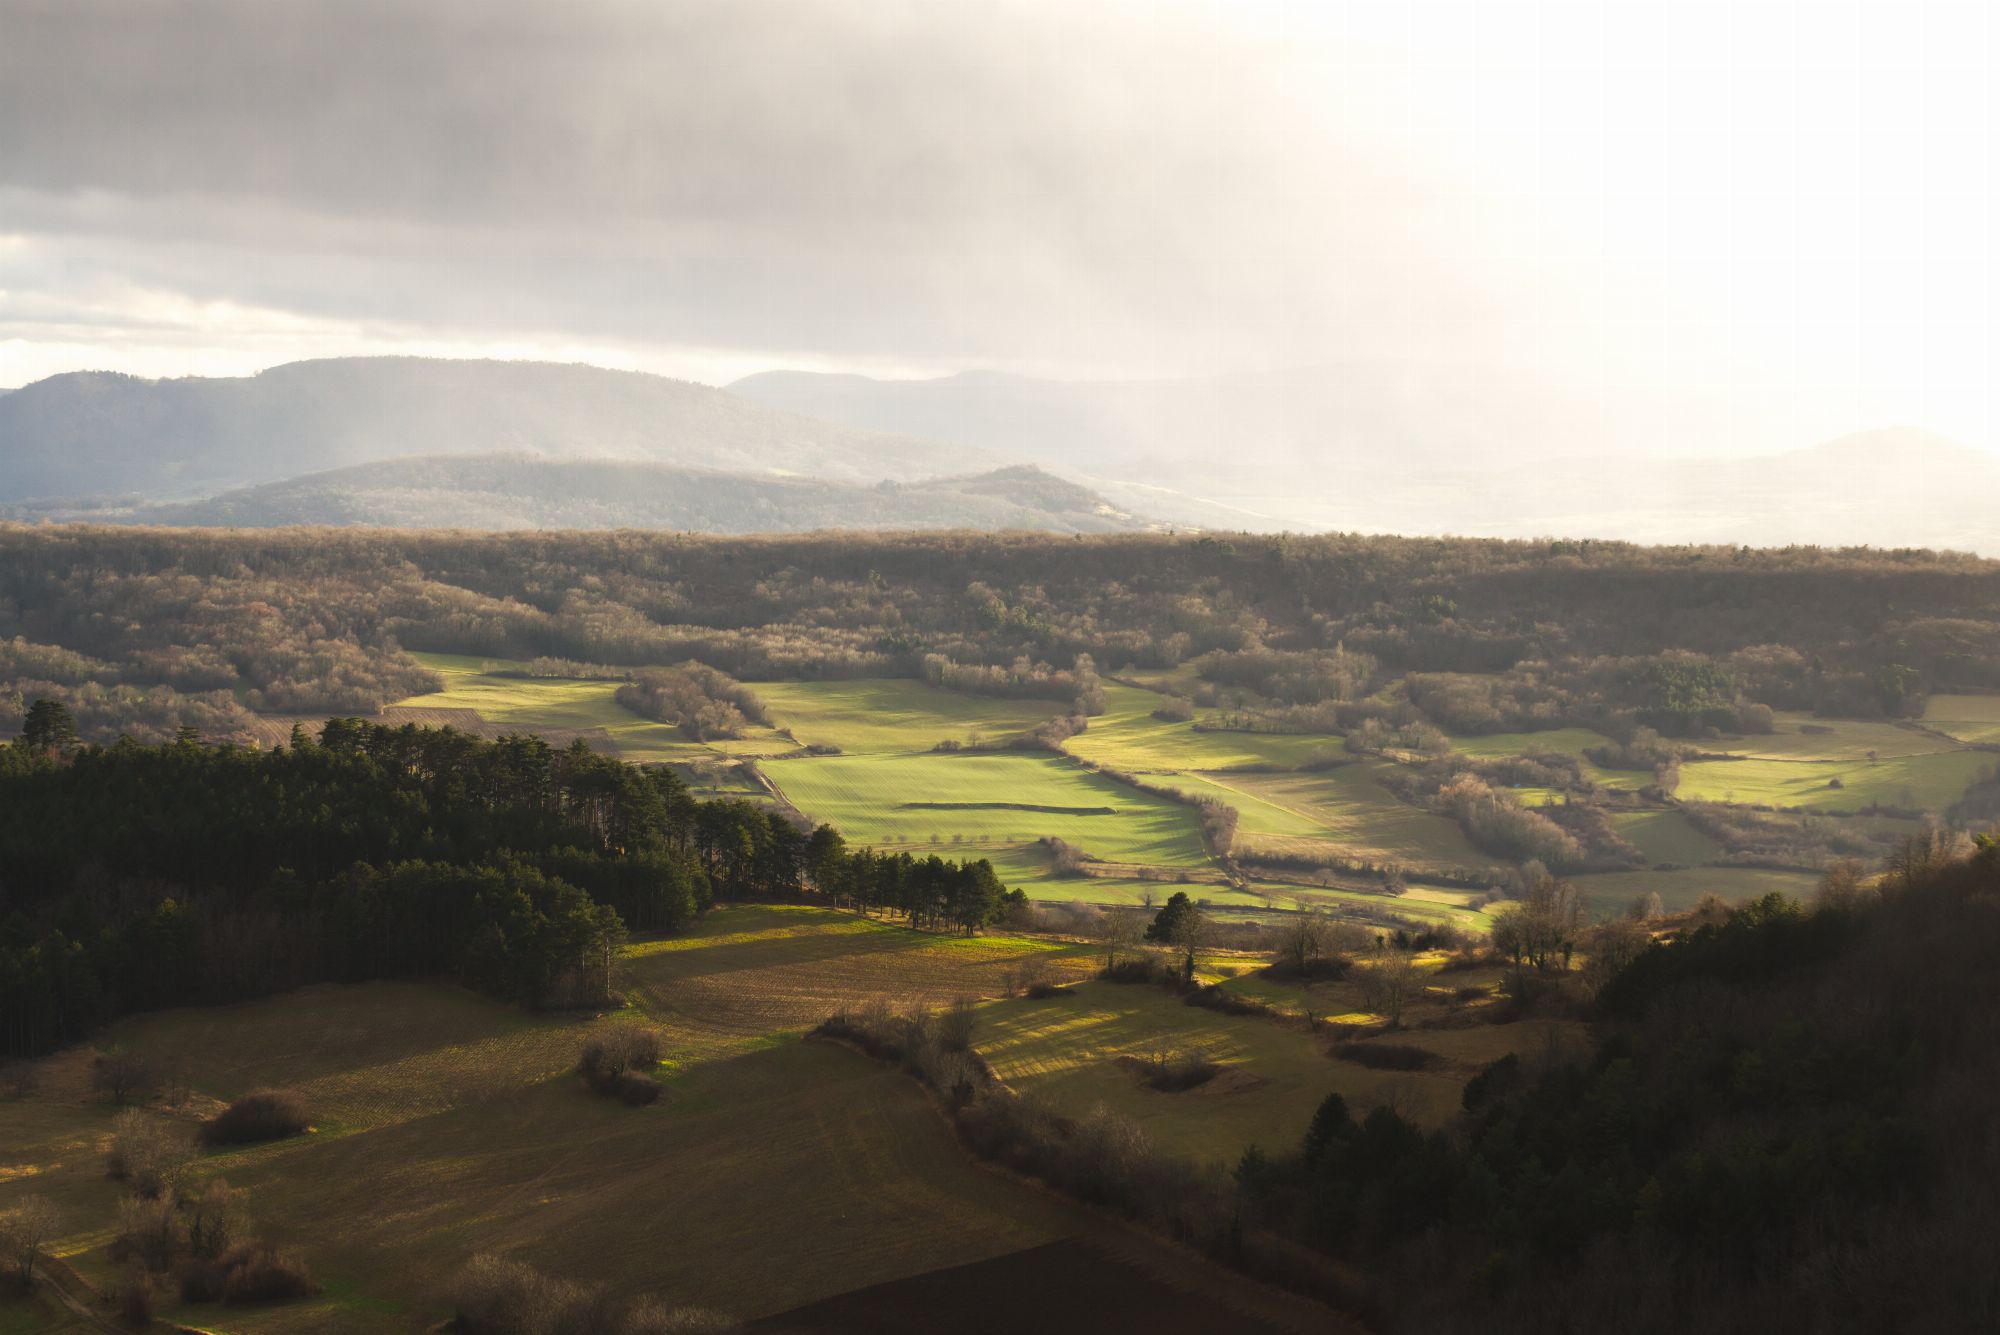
[1,4,1996,1334]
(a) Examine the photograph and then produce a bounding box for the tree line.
[0,707,1013,1058]
[2,525,1994,745]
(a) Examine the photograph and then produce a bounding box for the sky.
[2,0,1996,456]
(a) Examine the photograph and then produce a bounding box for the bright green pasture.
[1217,764,1489,872]
[763,752,1212,866]
[754,678,1056,754]
[1063,684,1345,772]
[1676,749,1987,813]
[1570,866,1821,916]
[1610,809,1722,865]
[1708,712,1962,761]
[1161,773,1329,838]
[394,652,800,763]
[1448,727,1632,789]
[977,982,1463,1159]
[1922,694,2000,746]
[1253,881,1492,930]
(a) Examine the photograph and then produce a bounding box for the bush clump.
[577,1025,665,1106]
[1130,1049,1220,1092]
[448,1253,736,1335]
[201,1089,309,1146]
[1331,1041,1440,1071]
[106,1109,195,1197]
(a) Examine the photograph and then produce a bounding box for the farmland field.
[975,981,1465,1159]
[1447,727,1634,790]
[1218,765,1489,872]
[389,652,802,763]
[762,752,1211,866]
[1922,693,2000,746]
[1063,684,1345,772]
[1675,748,1988,812]
[754,679,1057,754]
[1707,712,1961,760]
[0,908,1345,1333]
[1610,809,1723,865]
[1568,866,1822,915]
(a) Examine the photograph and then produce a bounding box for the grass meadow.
[1921,693,2000,746]
[0,909,1172,1332]
[762,752,1212,866]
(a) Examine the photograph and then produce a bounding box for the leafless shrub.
[201,1089,309,1146]
[937,998,978,1053]
[0,1195,60,1285]
[92,1049,159,1106]
[218,1242,315,1304]
[107,1109,195,1198]
[577,1024,665,1106]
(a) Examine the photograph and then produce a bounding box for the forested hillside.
[0,718,1013,1058]
[1,526,1995,744]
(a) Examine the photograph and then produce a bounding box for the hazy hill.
[110,456,1162,533]
[0,357,1000,502]
[731,370,2000,551]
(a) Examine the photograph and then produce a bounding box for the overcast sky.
[3,0,1996,455]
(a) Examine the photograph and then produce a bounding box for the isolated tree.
[1145,891,1207,983]
[92,1048,159,1106]
[1489,870,1583,978]
[18,699,77,755]
[1276,901,1334,977]
[1358,951,1422,1028]
[0,1195,60,1285]
[1099,909,1146,972]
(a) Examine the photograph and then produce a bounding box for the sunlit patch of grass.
[1920,694,2000,746]
[1676,749,1987,813]
[764,752,1211,866]
[754,679,1056,754]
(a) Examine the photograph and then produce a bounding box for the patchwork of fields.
[346,657,1999,932]
[2,908,1366,1332]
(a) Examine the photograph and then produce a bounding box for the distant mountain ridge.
[98,455,1162,533]
[0,357,1000,502]
[730,370,2000,552]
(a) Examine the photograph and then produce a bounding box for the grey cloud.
[0,0,1489,370]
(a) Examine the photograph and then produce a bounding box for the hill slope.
[0,357,1000,502]
[120,456,1162,532]
[731,371,2000,550]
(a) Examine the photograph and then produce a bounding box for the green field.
[764,752,1212,866]
[1569,866,1822,915]
[1217,764,1489,872]
[1676,748,1988,813]
[1448,727,1633,790]
[1708,712,1962,761]
[1610,809,1723,865]
[1064,685,1345,772]
[755,679,1058,754]
[1922,694,2000,746]
[391,652,802,763]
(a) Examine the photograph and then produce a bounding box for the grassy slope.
[1567,865,1821,915]
[1609,809,1723,866]
[754,679,1057,755]
[0,908,1126,1332]
[392,653,800,764]
[1921,693,2000,746]
[1447,727,1632,790]
[1676,749,1988,812]
[762,753,1211,866]
[1064,685,1345,772]
[1218,765,1488,872]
